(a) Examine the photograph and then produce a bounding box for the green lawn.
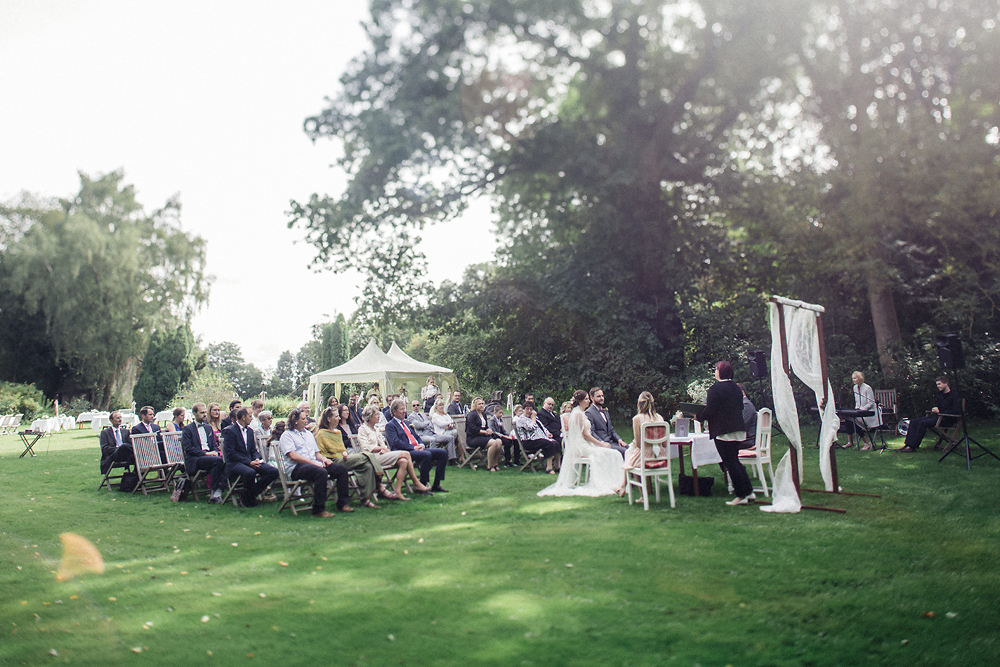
[1,425,998,666]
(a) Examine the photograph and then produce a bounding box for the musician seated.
[837,371,880,450]
[898,376,960,452]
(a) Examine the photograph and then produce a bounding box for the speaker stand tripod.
[937,369,1000,469]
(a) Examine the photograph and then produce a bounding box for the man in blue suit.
[222,407,278,508]
[180,402,226,503]
[385,399,447,493]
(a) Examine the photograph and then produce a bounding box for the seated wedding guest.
[180,402,227,504]
[446,391,464,416]
[338,404,358,436]
[131,406,161,437]
[410,400,456,459]
[382,394,398,421]
[898,376,961,452]
[221,399,241,429]
[698,361,754,506]
[248,399,264,431]
[387,398,449,491]
[367,395,388,430]
[357,404,432,498]
[223,407,279,508]
[348,393,362,426]
[99,411,134,474]
[488,404,518,467]
[297,401,316,427]
[165,407,186,432]
[430,398,462,461]
[314,407,386,508]
[536,397,562,445]
[466,397,504,472]
[421,376,440,413]
[254,410,274,441]
[560,401,573,432]
[624,391,666,469]
[513,404,561,474]
[207,403,224,442]
[585,387,627,456]
[279,408,353,517]
[327,396,340,411]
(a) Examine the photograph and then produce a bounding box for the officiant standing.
[698,361,755,506]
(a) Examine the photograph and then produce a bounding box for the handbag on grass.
[678,474,713,496]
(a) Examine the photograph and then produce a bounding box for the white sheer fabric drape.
[762,300,839,513]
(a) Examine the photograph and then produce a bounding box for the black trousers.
[189,455,227,491]
[500,436,521,464]
[905,415,952,450]
[409,447,447,486]
[715,440,754,498]
[292,462,350,514]
[522,438,559,460]
[112,444,135,466]
[227,462,279,507]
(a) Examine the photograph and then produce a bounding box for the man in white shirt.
[278,408,352,517]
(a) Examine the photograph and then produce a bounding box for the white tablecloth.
[77,411,108,424]
[670,433,722,468]
[90,413,139,433]
[30,418,59,433]
[154,410,174,423]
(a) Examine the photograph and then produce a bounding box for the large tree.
[133,324,197,410]
[0,171,208,408]
[291,0,810,397]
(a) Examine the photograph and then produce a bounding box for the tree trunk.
[867,275,901,381]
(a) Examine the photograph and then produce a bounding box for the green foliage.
[170,367,234,410]
[206,341,264,398]
[61,397,93,417]
[0,171,208,408]
[132,324,196,411]
[262,395,300,422]
[0,381,48,419]
[267,350,297,396]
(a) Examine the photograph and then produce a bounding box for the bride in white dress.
[538,390,626,497]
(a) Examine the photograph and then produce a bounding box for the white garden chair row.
[0,414,24,435]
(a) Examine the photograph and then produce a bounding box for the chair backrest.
[453,415,467,448]
[162,432,185,465]
[754,408,772,461]
[11,414,23,427]
[640,421,671,461]
[268,443,293,486]
[132,433,162,468]
[874,389,897,415]
[347,433,362,453]
[692,419,702,434]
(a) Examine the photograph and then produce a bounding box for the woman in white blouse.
[430,398,461,461]
[357,404,430,499]
[421,376,440,413]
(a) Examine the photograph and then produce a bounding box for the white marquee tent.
[307,339,458,415]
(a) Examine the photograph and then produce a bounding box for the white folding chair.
[269,443,314,515]
[626,421,676,511]
[737,408,774,497]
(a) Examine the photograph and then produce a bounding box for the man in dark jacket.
[585,387,626,456]
[899,376,962,452]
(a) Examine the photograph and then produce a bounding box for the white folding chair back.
[0,415,11,435]
[626,421,675,510]
[131,433,174,495]
[738,408,774,497]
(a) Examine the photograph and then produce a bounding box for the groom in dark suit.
[222,407,278,507]
[180,402,227,503]
[385,399,448,493]
[585,387,627,457]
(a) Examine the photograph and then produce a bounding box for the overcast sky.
[0,0,494,370]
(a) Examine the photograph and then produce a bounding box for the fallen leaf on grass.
[201,616,210,623]
[946,612,958,619]
[49,649,58,656]
[922,611,934,618]
[56,533,104,581]
[279,561,288,567]
[212,592,222,597]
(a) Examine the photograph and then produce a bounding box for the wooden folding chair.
[929,399,965,451]
[161,431,194,499]
[269,443,315,515]
[512,426,546,472]
[131,433,175,495]
[98,459,134,491]
[625,421,675,511]
[874,389,898,432]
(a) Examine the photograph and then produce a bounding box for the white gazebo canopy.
[307,339,458,416]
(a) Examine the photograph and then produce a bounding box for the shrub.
[263,395,301,421]
[61,397,94,417]
[169,368,235,410]
[0,382,49,420]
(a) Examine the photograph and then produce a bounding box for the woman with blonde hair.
[357,404,431,499]
[207,402,223,442]
[430,397,461,460]
[465,397,504,471]
[624,391,666,469]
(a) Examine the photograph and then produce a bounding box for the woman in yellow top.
[315,407,397,507]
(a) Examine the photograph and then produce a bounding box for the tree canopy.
[0,171,209,408]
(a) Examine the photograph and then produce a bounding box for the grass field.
[1,425,998,666]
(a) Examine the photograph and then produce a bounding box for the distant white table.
[90,413,139,433]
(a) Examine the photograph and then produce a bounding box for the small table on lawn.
[19,430,43,458]
[670,433,722,496]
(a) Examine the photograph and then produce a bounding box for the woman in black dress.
[697,361,755,506]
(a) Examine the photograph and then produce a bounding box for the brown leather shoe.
[338,505,355,513]
[313,511,336,518]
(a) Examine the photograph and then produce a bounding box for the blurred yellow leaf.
[56,533,104,581]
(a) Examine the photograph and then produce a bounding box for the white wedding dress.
[538,408,625,497]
